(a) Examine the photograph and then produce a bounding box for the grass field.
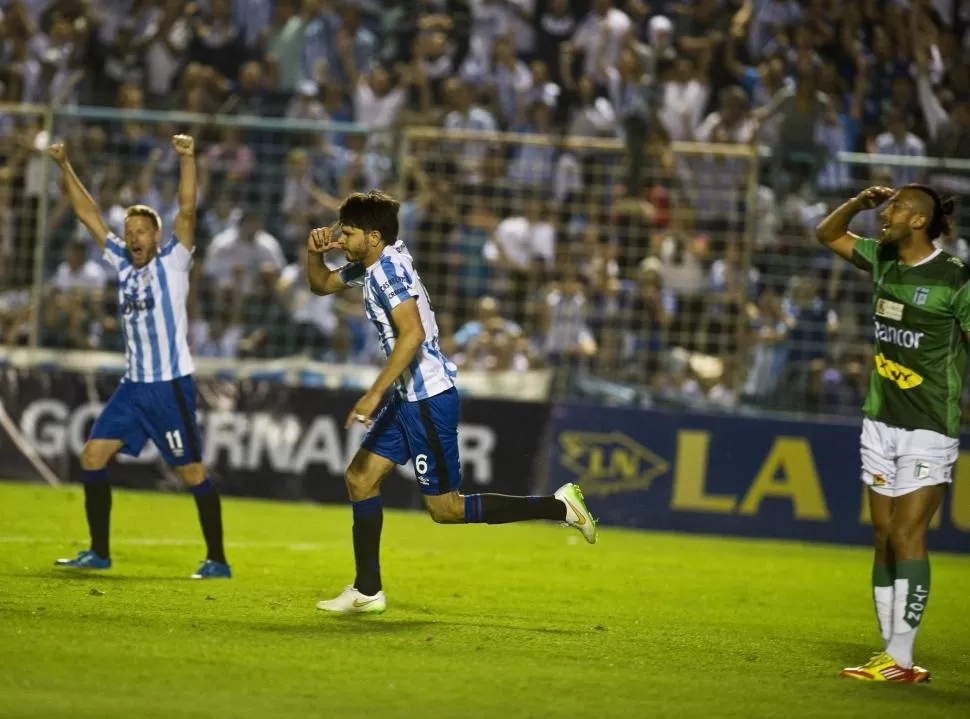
[1,481,969,719]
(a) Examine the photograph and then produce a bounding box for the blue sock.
[464,494,486,523]
[82,468,109,484]
[352,496,383,595]
[191,477,215,497]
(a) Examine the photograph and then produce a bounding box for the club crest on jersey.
[912,287,929,306]
[875,299,904,321]
[875,352,923,389]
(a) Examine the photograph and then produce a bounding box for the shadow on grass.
[249,615,572,636]
[252,618,439,635]
[1,570,189,582]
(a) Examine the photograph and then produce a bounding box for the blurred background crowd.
[0,0,968,417]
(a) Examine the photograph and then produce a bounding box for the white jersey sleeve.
[103,232,130,271]
[371,254,420,311]
[338,262,367,288]
[157,235,194,272]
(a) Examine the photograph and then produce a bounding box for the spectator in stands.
[445,190,496,323]
[690,86,756,242]
[657,54,710,143]
[52,239,107,292]
[452,296,522,354]
[706,241,759,356]
[815,59,867,197]
[205,126,256,187]
[754,54,830,195]
[872,109,927,187]
[484,196,556,324]
[602,45,652,194]
[442,77,498,184]
[507,99,558,190]
[537,0,576,84]
[139,0,193,106]
[628,257,676,380]
[278,250,338,358]
[201,189,244,250]
[259,0,310,91]
[286,79,327,123]
[189,0,246,81]
[327,3,379,89]
[740,286,791,404]
[572,0,632,83]
[348,60,409,132]
[539,260,596,367]
[204,210,286,295]
[774,274,839,410]
[191,299,246,359]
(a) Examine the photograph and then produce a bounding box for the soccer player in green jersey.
[816,184,960,683]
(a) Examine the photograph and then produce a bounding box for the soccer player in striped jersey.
[817,184,963,682]
[48,137,230,579]
[306,191,596,615]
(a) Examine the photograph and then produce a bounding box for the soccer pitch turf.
[1,482,968,719]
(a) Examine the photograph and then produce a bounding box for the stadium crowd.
[0,0,968,417]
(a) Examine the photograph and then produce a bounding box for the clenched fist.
[854,186,895,210]
[172,134,195,156]
[48,143,67,165]
[307,225,344,254]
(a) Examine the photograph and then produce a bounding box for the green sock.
[887,559,930,668]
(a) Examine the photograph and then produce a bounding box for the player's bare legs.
[175,462,230,578]
[884,485,945,668]
[55,439,124,567]
[868,490,896,645]
[842,485,942,682]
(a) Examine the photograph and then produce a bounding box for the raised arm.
[815,186,894,261]
[172,134,197,250]
[47,144,109,248]
[306,225,352,295]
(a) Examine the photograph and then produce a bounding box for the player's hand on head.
[48,143,67,165]
[172,134,195,156]
[307,225,342,254]
[856,186,895,210]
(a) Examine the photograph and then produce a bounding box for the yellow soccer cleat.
[840,652,931,683]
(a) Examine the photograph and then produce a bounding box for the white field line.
[0,536,335,551]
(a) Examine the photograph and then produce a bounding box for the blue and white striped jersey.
[339,241,457,402]
[103,232,195,383]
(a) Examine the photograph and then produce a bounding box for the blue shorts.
[89,375,203,466]
[361,387,461,495]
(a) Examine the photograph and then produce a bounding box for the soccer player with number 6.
[816,184,964,682]
[307,191,596,615]
[49,135,230,579]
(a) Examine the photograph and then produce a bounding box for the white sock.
[886,577,915,668]
[873,585,894,647]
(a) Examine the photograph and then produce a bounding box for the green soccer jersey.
[851,238,970,438]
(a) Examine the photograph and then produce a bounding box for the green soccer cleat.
[555,483,598,544]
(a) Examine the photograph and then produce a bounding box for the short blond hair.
[125,204,162,231]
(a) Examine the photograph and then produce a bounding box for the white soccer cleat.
[316,585,387,615]
[555,483,598,544]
